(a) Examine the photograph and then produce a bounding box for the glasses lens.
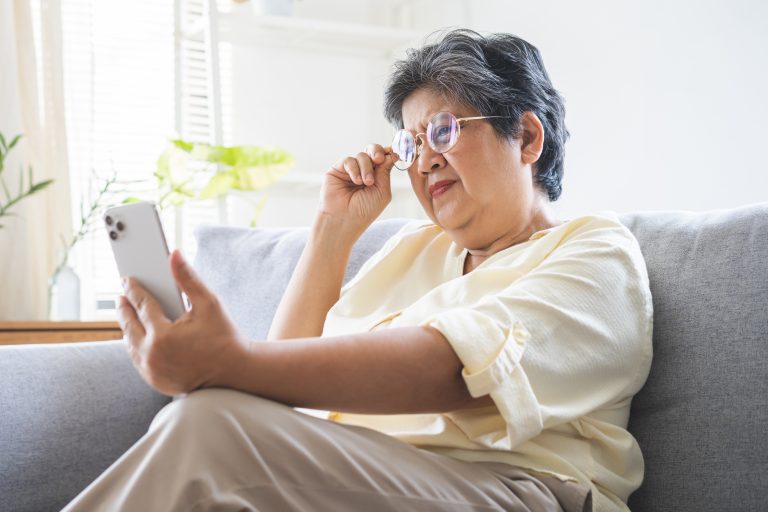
[426,112,459,153]
[391,129,416,170]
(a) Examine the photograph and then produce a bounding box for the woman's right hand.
[319,143,396,238]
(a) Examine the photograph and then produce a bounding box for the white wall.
[460,0,768,217]
[228,0,768,227]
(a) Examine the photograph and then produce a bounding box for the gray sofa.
[1,203,766,511]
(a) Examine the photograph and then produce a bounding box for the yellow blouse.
[322,213,653,512]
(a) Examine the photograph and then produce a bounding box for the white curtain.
[0,0,72,320]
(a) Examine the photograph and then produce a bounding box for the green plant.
[47,170,140,316]
[51,171,120,276]
[147,139,294,226]
[0,133,54,228]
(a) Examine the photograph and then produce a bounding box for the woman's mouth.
[429,180,456,198]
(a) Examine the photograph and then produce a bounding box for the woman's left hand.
[118,250,250,396]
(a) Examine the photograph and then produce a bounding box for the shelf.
[214,12,421,57]
[231,171,414,191]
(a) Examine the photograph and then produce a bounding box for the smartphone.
[104,201,187,321]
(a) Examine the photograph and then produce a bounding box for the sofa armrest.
[0,340,171,512]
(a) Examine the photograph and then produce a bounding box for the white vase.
[49,263,81,321]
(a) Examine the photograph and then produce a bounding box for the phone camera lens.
[109,231,118,240]
[116,221,125,231]
[105,215,113,226]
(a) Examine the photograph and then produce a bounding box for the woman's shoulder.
[536,211,639,249]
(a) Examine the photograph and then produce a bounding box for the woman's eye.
[434,126,451,143]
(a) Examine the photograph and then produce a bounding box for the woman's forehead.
[401,89,474,130]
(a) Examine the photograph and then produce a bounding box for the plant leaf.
[1,178,11,201]
[8,134,22,150]
[122,196,141,204]
[0,132,6,150]
[231,160,292,191]
[30,179,54,193]
[249,195,267,227]
[199,172,236,199]
[171,139,194,152]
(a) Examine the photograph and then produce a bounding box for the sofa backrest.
[194,203,768,511]
[620,203,768,512]
[193,218,410,340]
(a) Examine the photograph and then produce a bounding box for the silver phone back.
[104,202,186,321]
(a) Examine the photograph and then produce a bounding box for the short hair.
[384,29,569,201]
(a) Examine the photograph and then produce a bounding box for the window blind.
[59,0,177,319]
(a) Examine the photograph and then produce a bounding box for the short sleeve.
[420,222,653,449]
[339,220,433,297]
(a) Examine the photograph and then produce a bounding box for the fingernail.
[121,277,128,290]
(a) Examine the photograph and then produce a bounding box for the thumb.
[375,149,396,185]
[170,250,211,306]
[379,147,397,174]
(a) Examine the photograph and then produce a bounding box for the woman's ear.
[519,111,544,166]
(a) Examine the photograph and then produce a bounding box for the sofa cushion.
[620,203,768,512]
[193,218,410,341]
[0,341,171,512]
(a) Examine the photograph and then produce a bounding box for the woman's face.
[400,88,548,252]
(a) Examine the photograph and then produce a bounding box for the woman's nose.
[416,144,447,174]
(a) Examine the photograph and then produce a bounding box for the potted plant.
[0,132,54,228]
[147,139,294,226]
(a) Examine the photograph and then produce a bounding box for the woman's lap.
[63,388,590,512]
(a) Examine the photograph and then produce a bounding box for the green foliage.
[154,139,293,211]
[52,172,124,273]
[0,132,54,227]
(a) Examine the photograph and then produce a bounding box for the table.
[0,321,123,345]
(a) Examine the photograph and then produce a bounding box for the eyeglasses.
[390,111,508,171]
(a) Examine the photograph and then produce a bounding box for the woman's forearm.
[221,326,491,414]
[267,213,359,340]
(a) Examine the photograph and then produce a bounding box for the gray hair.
[384,29,569,201]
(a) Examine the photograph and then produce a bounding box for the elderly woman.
[64,29,652,512]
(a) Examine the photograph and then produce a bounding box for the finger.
[123,277,171,330]
[117,294,145,340]
[341,157,363,186]
[365,144,386,165]
[355,152,376,186]
[170,250,214,308]
[378,147,397,174]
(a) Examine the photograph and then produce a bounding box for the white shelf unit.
[175,0,426,231]
[215,12,422,57]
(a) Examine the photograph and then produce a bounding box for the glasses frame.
[391,112,509,171]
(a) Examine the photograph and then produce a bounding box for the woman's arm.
[266,214,357,340]
[119,252,493,412]
[232,326,492,414]
[268,144,395,340]
[116,144,497,413]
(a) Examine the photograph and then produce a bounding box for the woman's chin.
[433,206,466,231]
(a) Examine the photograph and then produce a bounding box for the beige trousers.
[62,388,591,512]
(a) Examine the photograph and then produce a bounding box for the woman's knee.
[150,388,296,443]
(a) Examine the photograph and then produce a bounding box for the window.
[60,0,176,319]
